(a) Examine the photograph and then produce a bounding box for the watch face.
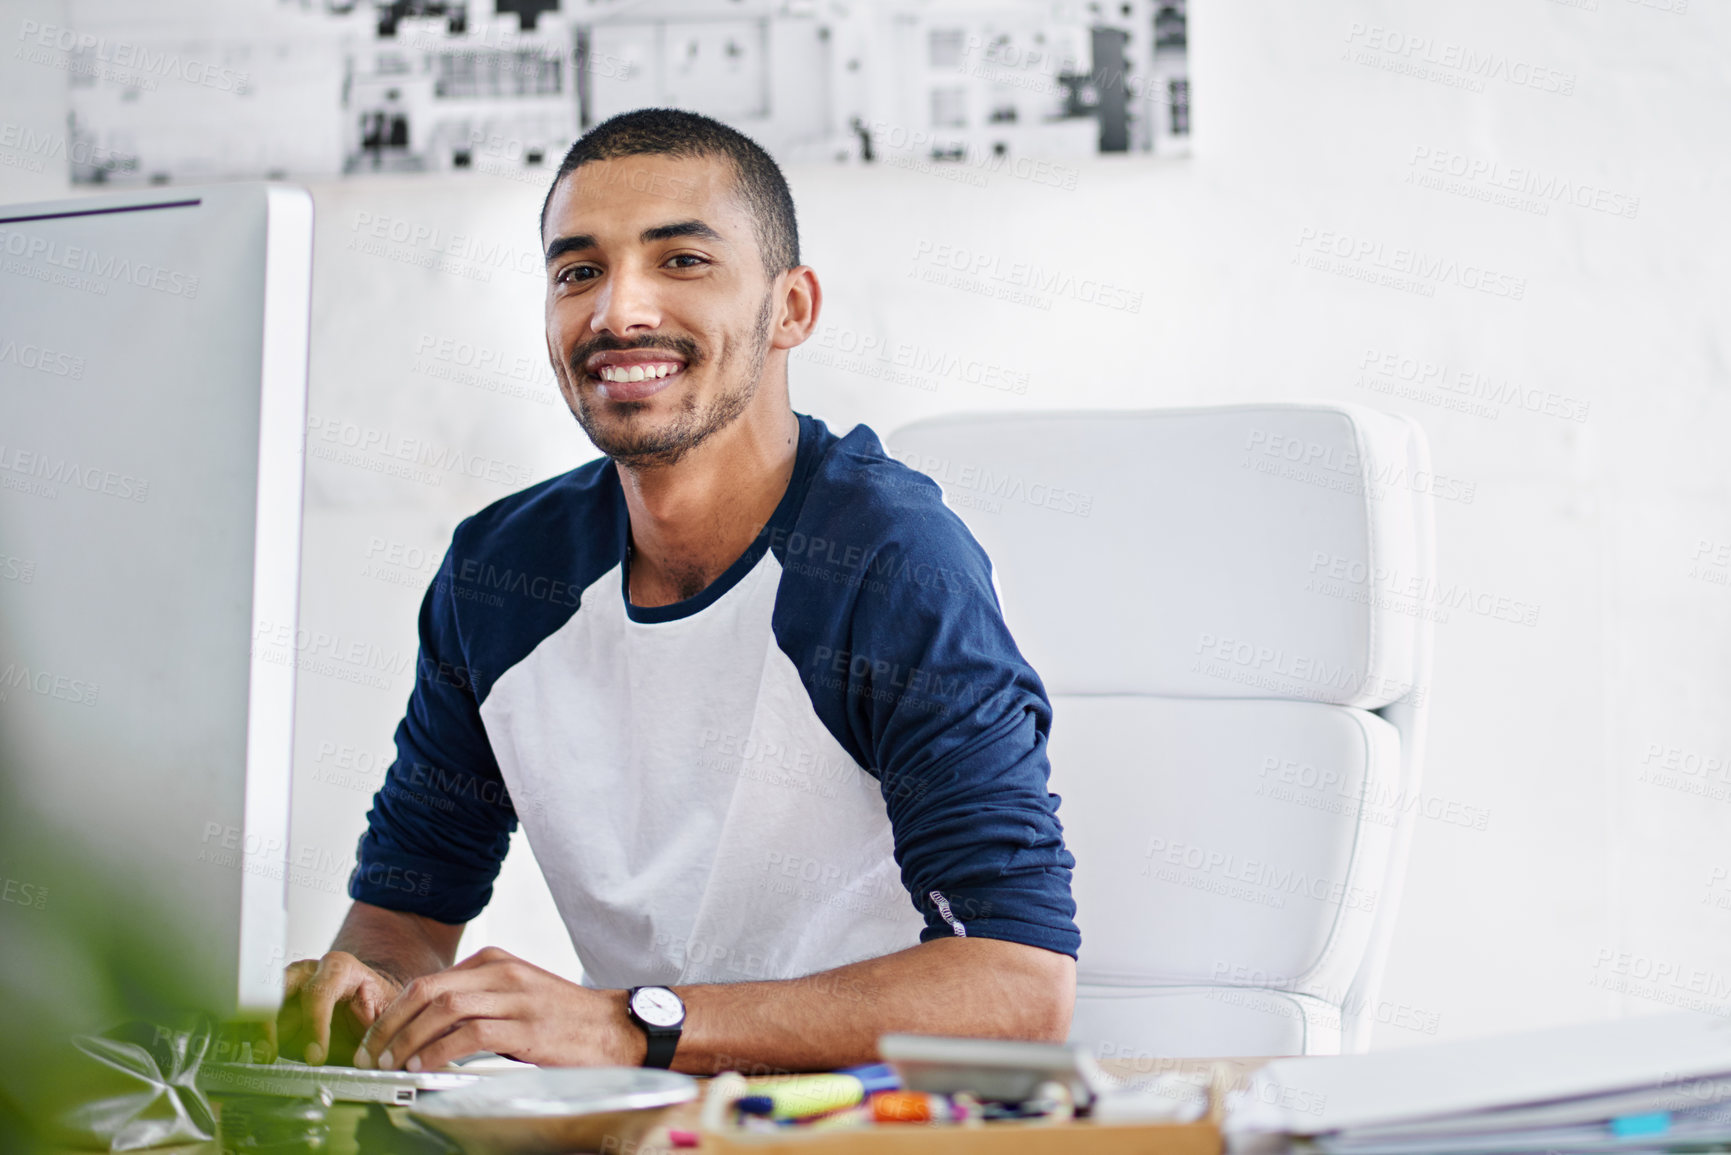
[631,987,684,1028]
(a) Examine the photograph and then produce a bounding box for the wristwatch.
[625,986,686,1069]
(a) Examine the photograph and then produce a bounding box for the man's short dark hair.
[541,108,800,278]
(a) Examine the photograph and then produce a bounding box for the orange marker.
[872,1091,940,1123]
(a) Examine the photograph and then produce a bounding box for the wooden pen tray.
[701,1061,1234,1155]
[702,1116,1221,1155]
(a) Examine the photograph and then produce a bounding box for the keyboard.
[198,1053,532,1104]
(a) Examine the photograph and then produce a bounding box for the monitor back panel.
[0,184,311,1018]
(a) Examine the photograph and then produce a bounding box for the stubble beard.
[570,291,775,470]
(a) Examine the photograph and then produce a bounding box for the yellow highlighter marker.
[739,1075,862,1120]
[738,1063,900,1122]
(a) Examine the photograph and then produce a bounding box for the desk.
[50,1059,1263,1154]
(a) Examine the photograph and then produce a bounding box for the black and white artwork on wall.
[50,0,1189,186]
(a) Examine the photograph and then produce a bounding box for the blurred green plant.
[0,750,237,1151]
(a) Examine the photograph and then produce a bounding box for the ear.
[770,265,822,351]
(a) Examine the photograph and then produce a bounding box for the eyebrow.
[544,219,726,264]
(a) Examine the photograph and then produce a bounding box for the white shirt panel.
[478,551,925,987]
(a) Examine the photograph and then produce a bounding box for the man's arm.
[353,936,1074,1074]
[332,900,465,986]
[661,936,1075,1071]
[275,901,465,1066]
[280,535,517,1065]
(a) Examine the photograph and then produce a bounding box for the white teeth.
[598,362,681,383]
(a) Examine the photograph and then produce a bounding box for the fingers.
[298,956,346,1065]
[352,976,393,1031]
[361,970,467,1070]
[296,952,376,1066]
[384,985,499,1071]
[282,958,321,997]
[274,953,407,1067]
[274,959,320,1060]
[404,1020,516,1076]
[356,976,410,1069]
[361,949,517,1069]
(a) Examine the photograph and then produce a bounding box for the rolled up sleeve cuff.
[348,831,499,925]
[913,875,1081,959]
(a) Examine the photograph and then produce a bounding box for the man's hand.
[274,951,404,1067]
[357,946,641,1071]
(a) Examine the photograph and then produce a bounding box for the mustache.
[569,334,701,375]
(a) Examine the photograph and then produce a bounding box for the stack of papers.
[1226,1012,1731,1153]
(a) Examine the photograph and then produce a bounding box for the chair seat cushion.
[1051,696,1399,993]
[1071,983,1341,1058]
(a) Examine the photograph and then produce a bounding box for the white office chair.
[885,404,1435,1057]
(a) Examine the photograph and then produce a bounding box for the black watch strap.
[642,1027,679,1069]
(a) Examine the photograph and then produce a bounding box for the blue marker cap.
[734,1096,776,1117]
[1610,1111,1671,1138]
[835,1063,901,1095]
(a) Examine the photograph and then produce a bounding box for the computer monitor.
[0,183,311,1021]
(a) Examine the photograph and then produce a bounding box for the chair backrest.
[884,404,1435,1057]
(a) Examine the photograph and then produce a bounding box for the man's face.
[542,153,779,468]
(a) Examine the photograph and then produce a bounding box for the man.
[278,108,1079,1075]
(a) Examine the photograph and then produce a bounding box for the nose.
[589,261,662,338]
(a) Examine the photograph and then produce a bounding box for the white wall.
[6,0,1730,1051]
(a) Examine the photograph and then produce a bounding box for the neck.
[617,395,800,608]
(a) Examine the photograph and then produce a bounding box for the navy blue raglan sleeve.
[349,535,518,923]
[794,472,1080,958]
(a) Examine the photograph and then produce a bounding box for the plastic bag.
[55,1017,217,1150]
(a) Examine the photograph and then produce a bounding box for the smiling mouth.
[595,361,684,384]
[588,360,685,402]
